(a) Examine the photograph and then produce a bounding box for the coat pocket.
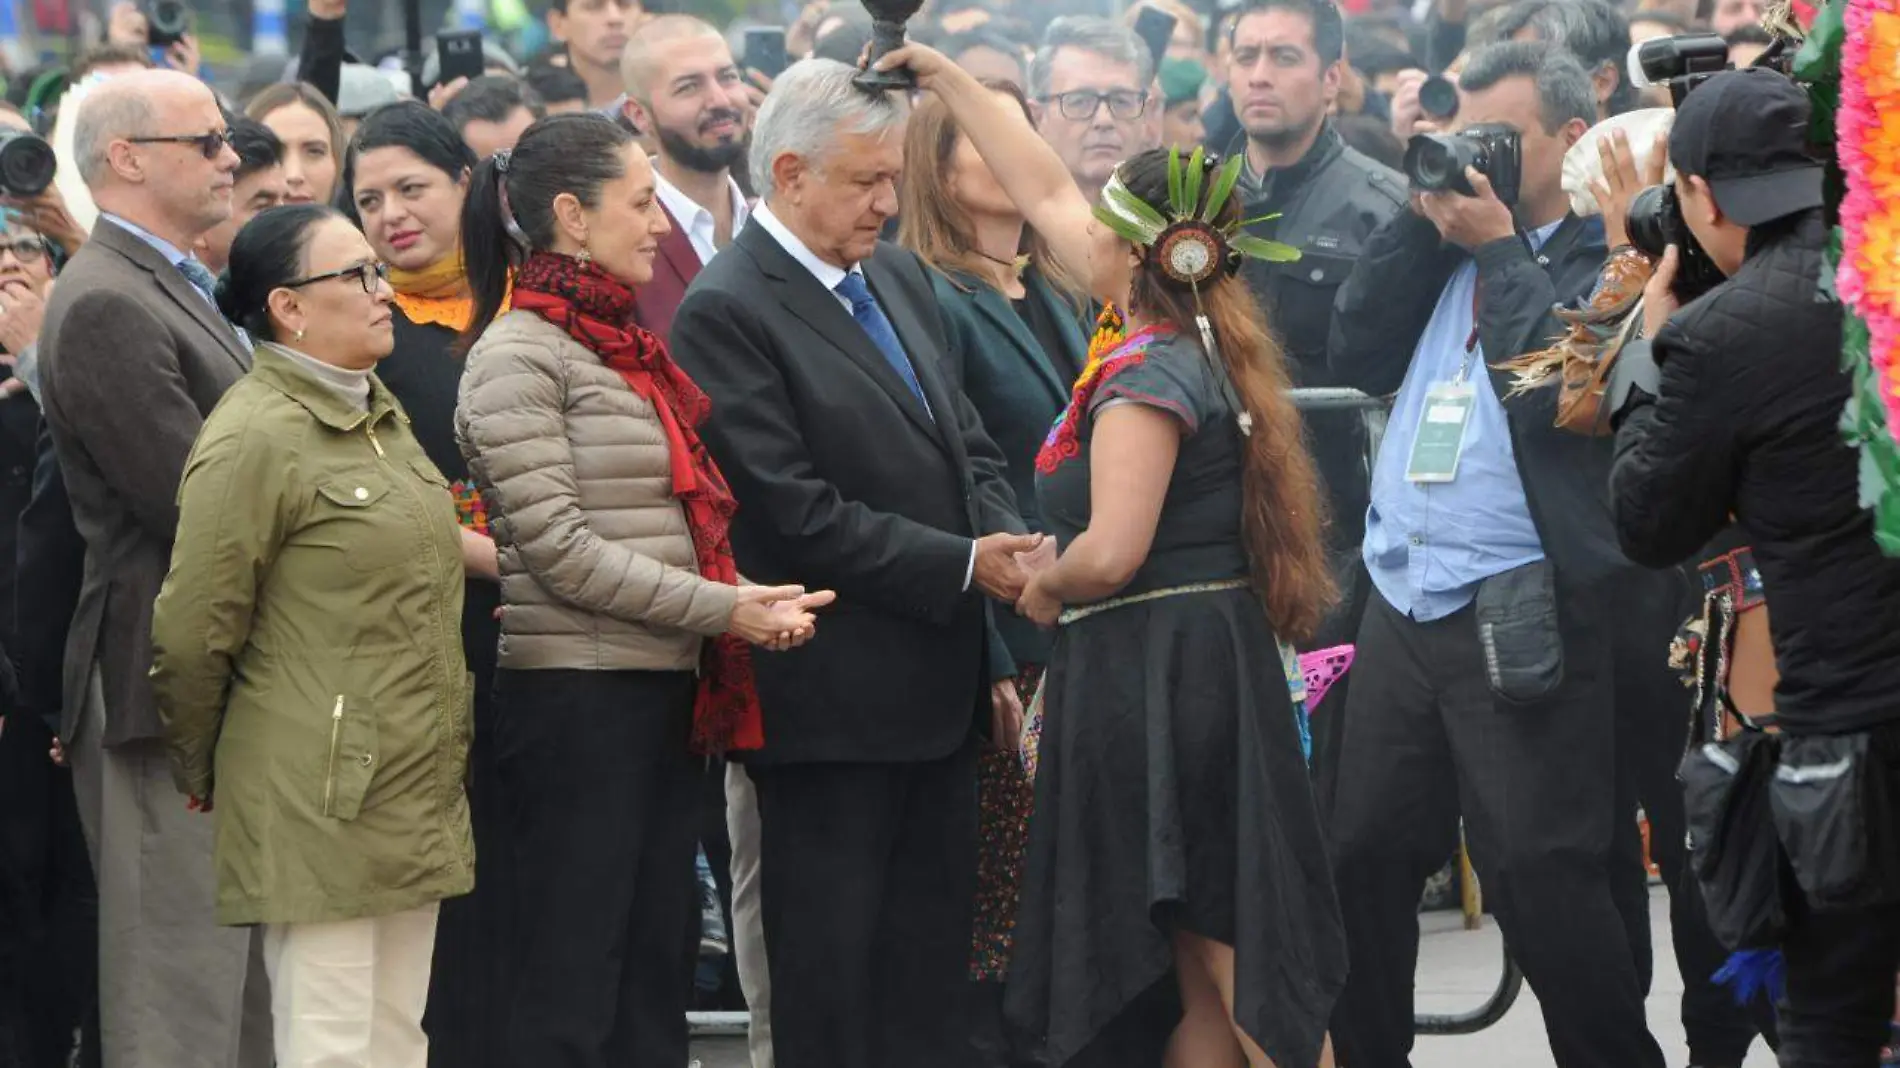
[1473,560,1565,704]
[1679,731,1785,948]
[313,476,406,573]
[1770,733,1884,909]
[319,693,379,821]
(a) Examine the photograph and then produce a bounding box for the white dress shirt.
[747,203,979,593]
[655,169,751,268]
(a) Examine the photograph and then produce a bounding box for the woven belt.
[1057,578,1250,625]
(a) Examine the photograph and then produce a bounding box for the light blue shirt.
[99,212,216,310]
[1363,221,1562,622]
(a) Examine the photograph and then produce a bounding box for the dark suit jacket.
[670,223,1024,766]
[931,265,1086,677]
[630,201,704,345]
[14,421,81,732]
[38,218,251,746]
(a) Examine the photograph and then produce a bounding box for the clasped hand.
[728,584,837,652]
[1416,167,1517,252]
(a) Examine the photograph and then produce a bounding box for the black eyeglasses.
[125,129,233,160]
[0,235,49,261]
[1042,89,1149,122]
[282,261,389,295]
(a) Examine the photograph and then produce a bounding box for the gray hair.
[1028,16,1155,101]
[1457,40,1596,134]
[748,58,905,199]
[74,85,156,188]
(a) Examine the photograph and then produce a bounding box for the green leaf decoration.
[1794,0,1843,82]
[1091,201,1156,246]
[1203,154,1246,224]
[1102,179,1169,238]
[1236,211,1283,230]
[1167,147,1186,220]
[1183,145,1207,219]
[1229,234,1302,262]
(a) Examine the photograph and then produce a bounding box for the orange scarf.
[388,250,507,333]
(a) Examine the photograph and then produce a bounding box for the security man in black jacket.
[1325,40,1666,1068]
[1610,68,1900,1067]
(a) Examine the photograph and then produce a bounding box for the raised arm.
[874,44,1102,300]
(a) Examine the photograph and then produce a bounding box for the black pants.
[1609,570,1778,1066]
[0,710,97,1068]
[493,668,703,1068]
[1328,591,1664,1068]
[750,737,979,1068]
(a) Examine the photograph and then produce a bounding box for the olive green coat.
[152,345,474,927]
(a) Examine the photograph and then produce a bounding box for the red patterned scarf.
[511,252,763,754]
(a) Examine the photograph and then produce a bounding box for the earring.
[576,240,592,267]
[294,328,305,342]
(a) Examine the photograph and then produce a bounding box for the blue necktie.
[177,257,218,304]
[835,273,929,416]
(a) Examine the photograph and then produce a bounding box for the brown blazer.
[629,200,702,345]
[39,217,252,746]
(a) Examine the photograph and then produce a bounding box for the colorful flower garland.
[1834,0,1900,550]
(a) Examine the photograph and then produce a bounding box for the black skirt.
[1003,586,1347,1068]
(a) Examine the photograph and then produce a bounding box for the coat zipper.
[322,695,344,816]
[366,423,386,458]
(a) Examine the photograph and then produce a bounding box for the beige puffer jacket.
[455,310,738,670]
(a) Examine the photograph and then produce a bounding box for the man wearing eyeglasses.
[36,69,272,1068]
[1027,16,1158,203]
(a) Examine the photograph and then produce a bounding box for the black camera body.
[1403,123,1523,207]
[0,131,56,198]
[145,1,191,48]
[1626,184,1725,301]
[1628,33,1730,108]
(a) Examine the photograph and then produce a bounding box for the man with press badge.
[1321,40,1667,1068]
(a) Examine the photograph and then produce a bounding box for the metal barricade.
[688,388,1523,1042]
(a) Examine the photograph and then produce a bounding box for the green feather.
[1229,234,1302,263]
[1202,153,1245,223]
[1102,181,1169,239]
[1182,145,1206,217]
[1167,148,1186,220]
[1092,201,1157,246]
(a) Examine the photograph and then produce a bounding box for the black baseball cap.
[1668,66,1823,227]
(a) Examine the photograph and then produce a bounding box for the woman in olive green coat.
[152,204,471,1068]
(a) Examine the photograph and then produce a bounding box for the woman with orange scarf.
[339,101,509,1068]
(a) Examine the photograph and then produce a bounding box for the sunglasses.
[283,261,390,295]
[0,235,49,261]
[126,128,234,160]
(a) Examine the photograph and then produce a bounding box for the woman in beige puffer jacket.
[452,115,829,1066]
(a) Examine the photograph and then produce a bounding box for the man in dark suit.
[37,69,271,1068]
[670,58,1041,1068]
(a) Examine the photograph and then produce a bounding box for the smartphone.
[1133,6,1178,67]
[437,30,486,86]
[745,27,790,80]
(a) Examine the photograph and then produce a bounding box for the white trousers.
[726,761,774,1068]
[261,903,440,1068]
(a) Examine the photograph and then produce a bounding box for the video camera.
[1403,124,1523,207]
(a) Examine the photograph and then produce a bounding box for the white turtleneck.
[262,341,374,411]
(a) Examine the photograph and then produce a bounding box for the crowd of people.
[0,0,1895,1067]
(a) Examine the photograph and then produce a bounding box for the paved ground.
[689,886,1779,1067]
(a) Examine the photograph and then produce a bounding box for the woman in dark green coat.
[896,80,1090,1062]
[153,205,471,1067]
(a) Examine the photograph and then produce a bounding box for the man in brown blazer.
[37,69,271,1068]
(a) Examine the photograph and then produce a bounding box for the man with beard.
[621,15,753,342]
[1226,0,1405,810]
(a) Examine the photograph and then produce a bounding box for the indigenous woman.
[883,43,1346,1068]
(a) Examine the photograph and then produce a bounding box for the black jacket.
[1330,208,1629,587]
[1611,209,1900,734]
[1231,122,1407,550]
[670,228,1024,766]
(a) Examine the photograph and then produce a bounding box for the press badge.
[1405,383,1476,483]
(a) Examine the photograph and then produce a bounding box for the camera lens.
[1624,185,1671,260]
[1403,133,1480,193]
[146,1,190,46]
[1418,75,1460,121]
[0,132,56,198]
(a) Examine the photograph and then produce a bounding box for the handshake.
[974,532,1062,625]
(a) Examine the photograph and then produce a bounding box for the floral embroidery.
[1035,324,1173,474]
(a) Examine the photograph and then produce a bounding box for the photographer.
[1326,40,1667,1068]
[1610,67,1900,1066]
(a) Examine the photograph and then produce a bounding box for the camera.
[1403,124,1523,206]
[0,131,56,198]
[1628,33,1729,107]
[1418,74,1460,121]
[145,1,190,48]
[1626,184,1725,301]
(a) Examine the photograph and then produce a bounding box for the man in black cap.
[1610,66,1900,1068]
